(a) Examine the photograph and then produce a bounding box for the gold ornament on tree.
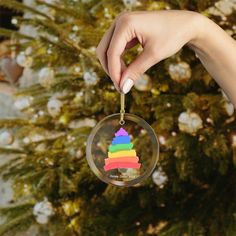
[33,198,54,225]
[134,74,152,91]
[59,113,70,125]
[69,118,97,129]
[0,130,14,146]
[38,67,55,88]
[83,71,99,86]
[16,52,33,68]
[221,89,235,116]
[122,0,140,8]
[62,200,80,217]
[14,96,33,111]
[168,61,191,82]
[224,102,234,116]
[178,111,203,134]
[152,167,168,188]
[47,97,63,117]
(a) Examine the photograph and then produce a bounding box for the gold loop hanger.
[119,93,125,125]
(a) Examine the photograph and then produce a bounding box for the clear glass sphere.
[86,113,159,187]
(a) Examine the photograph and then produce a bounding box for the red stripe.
[104,162,141,171]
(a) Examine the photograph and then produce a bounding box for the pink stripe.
[104,162,141,171]
[105,157,139,165]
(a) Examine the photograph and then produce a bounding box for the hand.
[96,10,236,109]
[96,10,202,93]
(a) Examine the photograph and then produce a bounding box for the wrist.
[187,13,215,55]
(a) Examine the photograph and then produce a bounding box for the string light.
[159,135,166,145]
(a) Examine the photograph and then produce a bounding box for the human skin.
[96,10,236,107]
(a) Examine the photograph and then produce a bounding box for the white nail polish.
[122,78,134,94]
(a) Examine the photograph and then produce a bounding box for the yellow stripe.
[108,150,136,158]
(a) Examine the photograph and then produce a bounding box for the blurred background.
[0,0,235,235]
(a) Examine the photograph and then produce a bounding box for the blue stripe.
[112,136,130,144]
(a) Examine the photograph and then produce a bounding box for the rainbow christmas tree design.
[104,127,141,171]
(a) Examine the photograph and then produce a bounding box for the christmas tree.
[0,0,235,235]
[104,127,141,171]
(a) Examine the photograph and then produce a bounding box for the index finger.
[96,21,116,75]
[107,16,134,89]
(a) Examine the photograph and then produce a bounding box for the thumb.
[120,47,158,94]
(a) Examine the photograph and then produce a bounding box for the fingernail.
[122,78,134,94]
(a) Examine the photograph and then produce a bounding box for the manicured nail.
[122,78,134,94]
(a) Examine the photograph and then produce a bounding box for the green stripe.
[108,143,133,152]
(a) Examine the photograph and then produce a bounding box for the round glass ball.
[86,113,159,187]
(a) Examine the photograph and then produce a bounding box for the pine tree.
[0,0,235,235]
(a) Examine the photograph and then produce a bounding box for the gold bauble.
[168,61,191,82]
[59,114,70,125]
[63,199,81,217]
[63,201,78,216]
[69,217,80,230]
[134,74,152,91]
[159,84,169,92]
[178,111,203,135]
[151,88,160,96]
[147,2,167,10]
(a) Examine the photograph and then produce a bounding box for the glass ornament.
[86,94,159,187]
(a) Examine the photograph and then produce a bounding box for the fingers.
[96,21,116,75]
[120,46,159,94]
[107,17,134,92]
[96,13,159,94]
[96,13,136,92]
[96,20,124,92]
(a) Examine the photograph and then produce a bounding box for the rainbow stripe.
[103,127,141,171]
